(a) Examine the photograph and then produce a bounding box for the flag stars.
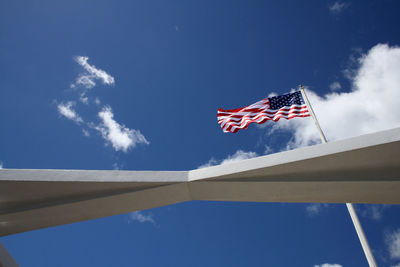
[217,91,310,133]
[270,92,305,110]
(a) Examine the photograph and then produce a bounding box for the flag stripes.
[217,91,310,133]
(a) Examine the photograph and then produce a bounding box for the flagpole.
[299,85,378,267]
[299,85,327,143]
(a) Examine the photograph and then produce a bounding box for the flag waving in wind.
[217,91,310,133]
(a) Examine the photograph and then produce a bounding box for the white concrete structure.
[0,243,19,267]
[1,127,400,237]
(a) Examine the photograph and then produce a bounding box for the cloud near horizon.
[306,203,329,216]
[269,43,400,150]
[128,211,156,226]
[314,264,342,267]
[96,106,149,152]
[359,204,390,221]
[198,150,258,168]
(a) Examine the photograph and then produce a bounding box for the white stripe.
[218,104,307,116]
[224,111,310,129]
[218,106,309,121]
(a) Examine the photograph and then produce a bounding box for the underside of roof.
[1,127,399,236]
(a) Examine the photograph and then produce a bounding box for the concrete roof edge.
[1,127,399,183]
[188,127,400,181]
[0,169,189,182]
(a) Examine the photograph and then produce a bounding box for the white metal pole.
[299,85,378,267]
[346,203,378,267]
[299,85,327,143]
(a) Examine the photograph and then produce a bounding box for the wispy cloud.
[55,56,149,155]
[199,158,219,168]
[314,264,342,267]
[74,75,96,89]
[221,150,258,164]
[264,145,273,154]
[386,229,400,260]
[268,44,400,149]
[82,129,90,137]
[112,162,123,170]
[70,56,115,104]
[306,203,329,216]
[329,81,342,91]
[0,162,3,169]
[343,48,364,80]
[57,101,83,124]
[199,150,258,168]
[96,106,149,152]
[359,204,390,221]
[128,211,156,226]
[71,56,115,89]
[79,92,89,104]
[329,2,348,14]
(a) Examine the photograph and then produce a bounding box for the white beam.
[1,127,400,236]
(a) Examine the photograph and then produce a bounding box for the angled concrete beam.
[188,127,400,203]
[0,243,19,267]
[1,127,400,236]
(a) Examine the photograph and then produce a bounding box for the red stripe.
[221,113,310,133]
[218,110,309,122]
[217,94,310,133]
[218,108,309,123]
[218,105,306,116]
[217,98,269,113]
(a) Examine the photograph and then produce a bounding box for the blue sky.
[1,0,400,266]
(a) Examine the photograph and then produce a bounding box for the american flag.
[217,91,310,133]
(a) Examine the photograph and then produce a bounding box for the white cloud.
[360,204,390,221]
[0,162,3,169]
[82,129,90,137]
[96,106,149,152]
[264,145,273,154]
[329,81,342,91]
[315,264,342,267]
[79,92,89,104]
[221,150,258,164]
[56,56,149,154]
[198,158,219,168]
[343,48,364,80]
[329,2,347,14]
[74,75,96,89]
[198,150,258,168]
[112,162,124,170]
[387,229,400,260]
[57,101,83,124]
[269,44,400,149]
[128,211,156,226]
[306,203,329,216]
[268,92,278,98]
[71,56,115,89]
